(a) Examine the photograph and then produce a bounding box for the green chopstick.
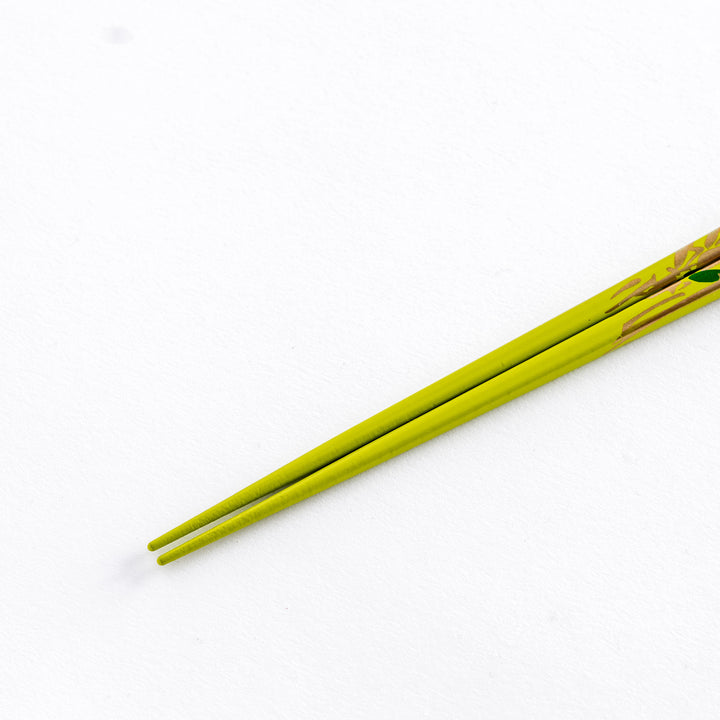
[150,227,720,564]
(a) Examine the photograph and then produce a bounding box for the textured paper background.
[2,1,720,717]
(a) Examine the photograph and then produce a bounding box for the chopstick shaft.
[156,262,720,564]
[148,228,720,551]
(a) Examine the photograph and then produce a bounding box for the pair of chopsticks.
[149,226,720,565]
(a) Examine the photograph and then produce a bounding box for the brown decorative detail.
[614,275,720,348]
[607,273,659,314]
[605,228,720,315]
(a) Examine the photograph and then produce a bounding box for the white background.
[2,1,720,718]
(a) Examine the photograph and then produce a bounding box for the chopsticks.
[149,227,720,564]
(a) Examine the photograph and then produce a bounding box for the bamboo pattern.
[614,265,720,347]
[606,227,720,314]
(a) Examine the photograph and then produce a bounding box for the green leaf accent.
[689,269,720,283]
